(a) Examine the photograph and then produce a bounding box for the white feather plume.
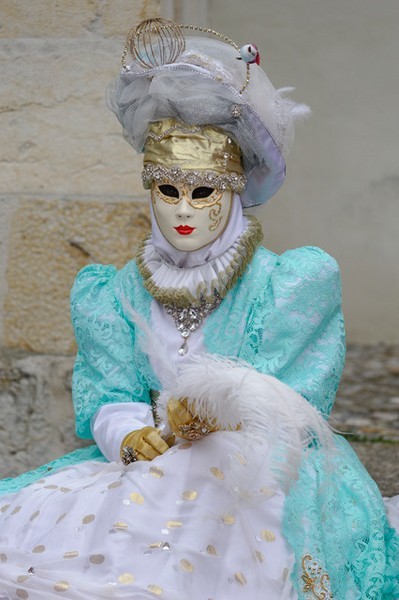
[276,86,311,121]
[274,86,311,156]
[124,311,334,497]
[157,354,334,494]
[120,299,177,392]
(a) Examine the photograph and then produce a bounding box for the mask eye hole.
[158,184,179,198]
[192,187,215,199]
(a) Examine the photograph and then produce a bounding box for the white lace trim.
[138,218,260,302]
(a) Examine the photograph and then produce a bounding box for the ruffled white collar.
[136,216,263,308]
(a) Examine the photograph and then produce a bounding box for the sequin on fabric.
[148,584,163,595]
[63,551,79,559]
[180,559,194,573]
[130,492,145,505]
[118,573,135,584]
[210,467,224,480]
[54,581,70,592]
[82,514,95,524]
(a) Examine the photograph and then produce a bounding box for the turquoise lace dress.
[1,245,398,598]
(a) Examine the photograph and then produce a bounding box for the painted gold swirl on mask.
[208,199,222,231]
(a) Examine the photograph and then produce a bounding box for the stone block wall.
[1,1,160,352]
[0,0,159,353]
[4,199,150,355]
[0,349,76,478]
[0,1,159,477]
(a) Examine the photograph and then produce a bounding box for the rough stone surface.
[0,0,161,359]
[0,1,160,38]
[0,348,80,479]
[332,344,399,441]
[351,443,399,497]
[0,0,160,199]
[0,38,145,197]
[3,198,150,354]
[0,197,18,342]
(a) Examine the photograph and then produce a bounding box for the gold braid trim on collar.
[136,216,263,308]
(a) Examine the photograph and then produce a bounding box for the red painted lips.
[174,225,196,235]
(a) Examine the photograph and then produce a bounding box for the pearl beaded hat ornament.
[107,18,310,207]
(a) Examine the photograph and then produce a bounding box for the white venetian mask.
[151,180,233,251]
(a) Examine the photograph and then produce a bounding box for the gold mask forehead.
[142,118,247,193]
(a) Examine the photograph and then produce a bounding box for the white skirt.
[0,432,297,600]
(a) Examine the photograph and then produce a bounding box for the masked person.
[0,19,398,600]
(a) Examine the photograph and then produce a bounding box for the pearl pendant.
[178,339,188,356]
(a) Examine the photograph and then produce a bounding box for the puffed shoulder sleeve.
[258,247,345,417]
[70,264,151,439]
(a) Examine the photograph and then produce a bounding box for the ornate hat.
[107,18,309,208]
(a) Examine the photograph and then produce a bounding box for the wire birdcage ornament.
[121,18,251,93]
[122,18,186,70]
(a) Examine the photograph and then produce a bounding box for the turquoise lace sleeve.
[205,246,345,417]
[248,246,345,417]
[71,263,151,440]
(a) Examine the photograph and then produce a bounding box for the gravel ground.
[332,344,399,497]
[350,442,399,497]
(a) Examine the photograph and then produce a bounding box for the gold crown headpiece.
[121,18,252,94]
[142,118,247,193]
